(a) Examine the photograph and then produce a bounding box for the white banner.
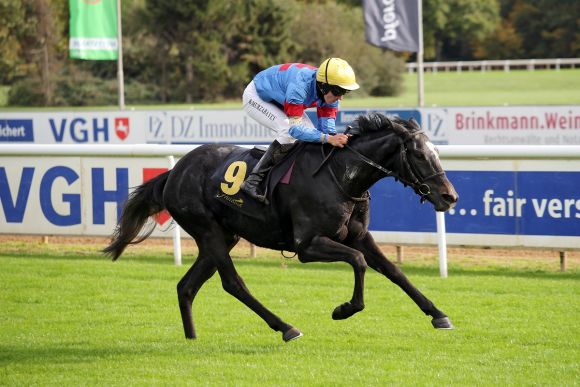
[0,112,145,143]
[144,110,274,144]
[1,106,578,145]
[422,106,580,145]
[0,157,174,237]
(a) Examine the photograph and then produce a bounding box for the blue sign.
[306,109,422,132]
[369,171,580,237]
[0,119,34,142]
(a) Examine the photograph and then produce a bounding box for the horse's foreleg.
[297,235,367,320]
[351,232,453,329]
[177,256,217,339]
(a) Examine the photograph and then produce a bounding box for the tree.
[475,20,524,59]
[0,0,37,84]
[423,0,500,60]
[509,0,580,58]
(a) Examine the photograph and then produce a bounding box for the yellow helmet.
[316,58,360,91]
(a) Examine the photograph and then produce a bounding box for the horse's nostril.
[442,193,457,203]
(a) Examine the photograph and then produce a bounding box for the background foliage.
[0,0,578,106]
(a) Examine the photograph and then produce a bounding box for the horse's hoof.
[332,302,364,320]
[432,317,454,330]
[282,327,303,342]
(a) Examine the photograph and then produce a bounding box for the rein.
[312,127,369,202]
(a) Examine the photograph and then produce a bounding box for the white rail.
[2,144,579,159]
[406,58,580,73]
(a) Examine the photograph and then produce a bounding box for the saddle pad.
[211,144,305,219]
[211,147,267,220]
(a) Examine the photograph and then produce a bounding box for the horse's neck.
[331,140,400,197]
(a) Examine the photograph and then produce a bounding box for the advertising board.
[0,112,145,144]
[422,106,580,145]
[3,106,578,146]
[1,155,578,249]
[0,157,172,237]
[370,159,580,249]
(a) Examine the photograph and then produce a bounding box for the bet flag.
[69,0,118,60]
[362,0,419,52]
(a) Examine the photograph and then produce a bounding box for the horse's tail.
[103,171,170,261]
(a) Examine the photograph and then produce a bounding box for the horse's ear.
[345,124,361,136]
[408,118,421,131]
[391,121,408,137]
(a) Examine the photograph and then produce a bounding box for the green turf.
[0,248,578,386]
[343,68,580,108]
[1,69,579,110]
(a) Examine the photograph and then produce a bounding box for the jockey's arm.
[288,116,349,148]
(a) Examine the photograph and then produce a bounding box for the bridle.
[314,129,444,202]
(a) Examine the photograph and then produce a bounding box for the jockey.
[241,57,360,203]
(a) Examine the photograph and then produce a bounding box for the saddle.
[211,143,306,220]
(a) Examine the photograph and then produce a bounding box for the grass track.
[1,245,578,386]
[344,68,580,108]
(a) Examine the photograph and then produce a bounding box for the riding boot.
[241,140,289,203]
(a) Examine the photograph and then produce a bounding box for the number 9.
[220,161,247,195]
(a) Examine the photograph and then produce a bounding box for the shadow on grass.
[0,340,280,367]
[0,344,138,366]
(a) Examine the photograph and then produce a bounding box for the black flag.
[363,0,420,52]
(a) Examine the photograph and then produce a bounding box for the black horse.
[104,113,458,342]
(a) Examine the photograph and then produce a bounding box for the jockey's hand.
[327,133,351,148]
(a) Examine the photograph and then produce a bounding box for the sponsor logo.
[248,98,276,121]
[115,117,130,140]
[216,192,244,207]
[0,119,34,142]
[380,0,400,42]
[146,113,272,144]
[49,116,131,143]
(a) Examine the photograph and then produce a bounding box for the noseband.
[397,131,445,196]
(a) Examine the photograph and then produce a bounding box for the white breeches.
[242,81,314,145]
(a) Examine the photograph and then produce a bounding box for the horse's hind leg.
[351,233,453,329]
[177,255,217,339]
[197,227,302,342]
[177,235,239,339]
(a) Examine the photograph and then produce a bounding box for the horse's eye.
[415,151,427,160]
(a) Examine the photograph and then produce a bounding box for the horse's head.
[352,113,458,212]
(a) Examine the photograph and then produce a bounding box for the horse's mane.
[350,112,419,136]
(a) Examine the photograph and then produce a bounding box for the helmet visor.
[329,85,349,97]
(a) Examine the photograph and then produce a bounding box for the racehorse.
[103,112,458,342]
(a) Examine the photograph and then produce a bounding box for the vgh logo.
[115,118,130,140]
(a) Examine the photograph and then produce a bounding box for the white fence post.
[167,155,182,266]
[436,211,448,278]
